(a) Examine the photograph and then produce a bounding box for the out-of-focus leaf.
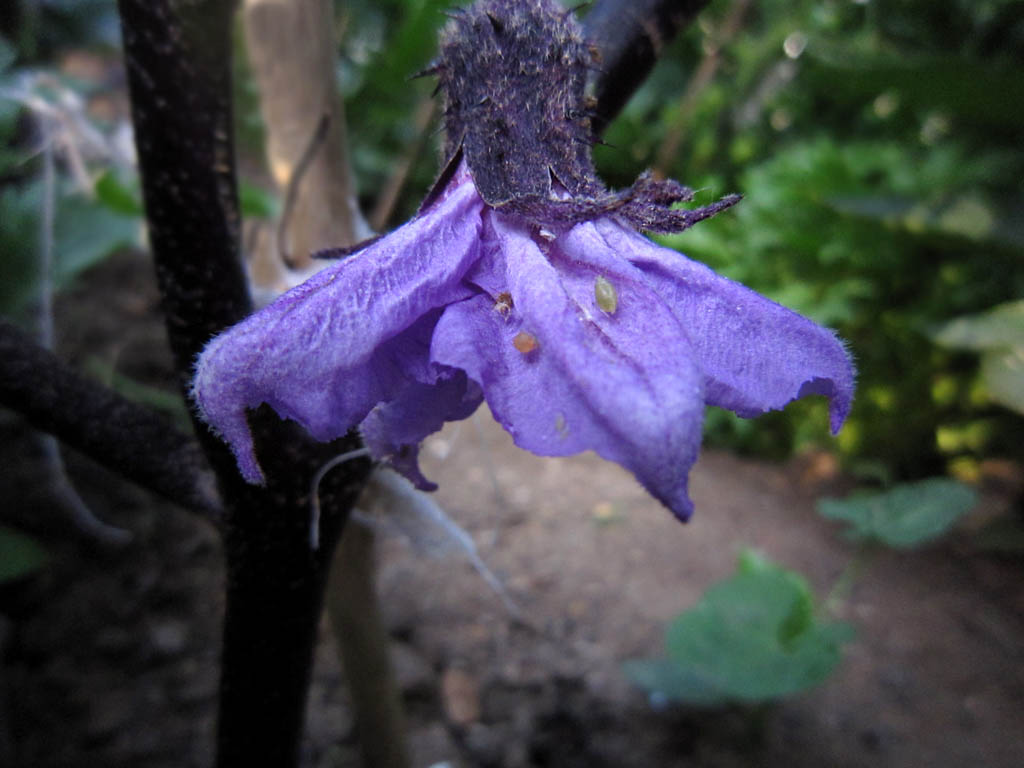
[625,551,852,706]
[239,179,278,219]
[825,195,915,221]
[0,95,23,174]
[0,36,15,72]
[0,185,44,315]
[0,181,139,316]
[934,302,1024,415]
[980,348,1024,414]
[806,51,1024,129]
[94,171,143,216]
[828,194,1023,249]
[818,478,977,549]
[0,525,49,584]
[53,188,139,282]
[355,0,452,96]
[933,301,1024,351]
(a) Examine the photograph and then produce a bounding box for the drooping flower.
[192,0,854,521]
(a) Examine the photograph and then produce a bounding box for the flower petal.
[432,211,706,520]
[593,218,855,433]
[192,176,485,483]
[359,360,484,491]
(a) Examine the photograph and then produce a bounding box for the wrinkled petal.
[359,363,483,490]
[192,176,485,482]
[432,211,706,520]
[593,218,855,432]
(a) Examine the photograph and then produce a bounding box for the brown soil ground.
[3,253,1023,767]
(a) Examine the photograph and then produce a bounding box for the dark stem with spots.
[583,0,711,134]
[115,1,371,766]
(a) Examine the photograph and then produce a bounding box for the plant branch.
[583,0,711,135]
[35,115,131,545]
[243,3,411,763]
[0,318,222,522]
[116,2,373,766]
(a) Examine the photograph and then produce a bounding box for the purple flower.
[193,161,852,520]
[191,0,854,521]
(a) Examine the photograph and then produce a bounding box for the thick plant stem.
[0,319,222,522]
[242,1,410,763]
[116,1,372,766]
[583,0,711,134]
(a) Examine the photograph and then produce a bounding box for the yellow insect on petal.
[594,275,618,314]
[513,331,539,354]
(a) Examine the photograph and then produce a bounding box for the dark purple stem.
[0,318,221,521]
[584,0,711,134]
[115,1,371,766]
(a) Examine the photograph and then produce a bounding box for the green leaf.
[932,303,1024,415]
[625,551,852,706]
[979,348,1024,414]
[53,189,140,283]
[806,50,1024,129]
[239,179,279,219]
[0,181,139,316]
[0,525,49,583]
[94,171,144,216]
[0,35,15,72]
[818,479,977,549]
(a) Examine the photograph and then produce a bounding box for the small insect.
[513,330,539,354]
[494,291,514,316]
[594,275,618,314]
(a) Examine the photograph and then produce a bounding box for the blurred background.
[1,1,1022,767]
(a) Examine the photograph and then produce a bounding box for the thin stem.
[277,112,331,268]
[309,447,372,550]
[35,118,131,544]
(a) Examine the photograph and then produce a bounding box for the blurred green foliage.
[0,524,49,584]
[624,550,853,706]
[818,477,977,548]
[0,179,140,316]
[2,4,141,321]
[933,300,1024,415]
